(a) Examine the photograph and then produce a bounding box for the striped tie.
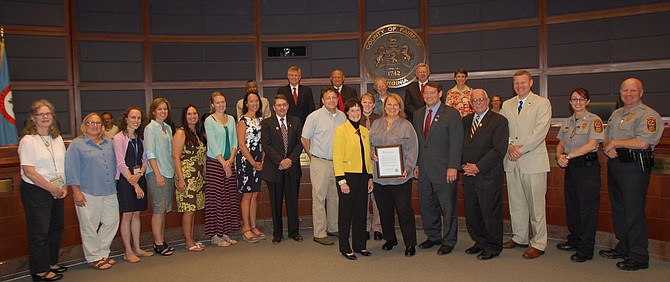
[470,115,480,138]
[280,118,288,157]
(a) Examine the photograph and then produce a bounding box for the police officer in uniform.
[601,78,664,271]
[555,88,604,263]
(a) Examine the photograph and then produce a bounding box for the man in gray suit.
[413,81,464,255]
[500,70,552,259]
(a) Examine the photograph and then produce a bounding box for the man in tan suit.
[499,70,552,259]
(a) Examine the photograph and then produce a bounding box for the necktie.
[470,115,480,138]
[280,118,288,157]
[420,83,425,101]
[337,87,344,112]
[424,109,432,139]
[292,87,298,105]
[518,100,523,113]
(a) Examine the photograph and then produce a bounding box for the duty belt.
[615,148,654,172]
[569,152,598,168]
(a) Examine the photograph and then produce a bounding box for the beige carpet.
[11,230,670,282]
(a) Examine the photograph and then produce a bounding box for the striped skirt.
[205,157,241,236]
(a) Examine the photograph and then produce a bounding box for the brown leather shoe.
[503,239,529,249]
[522,247,545,259]
[313,236,334,245]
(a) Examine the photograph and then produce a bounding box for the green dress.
[176,134,206,212]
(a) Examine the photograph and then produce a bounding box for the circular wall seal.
[363,24,425,88]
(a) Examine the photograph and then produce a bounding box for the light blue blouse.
[65,136,117,196]
[144,120,174,178]
[205,114,238,159]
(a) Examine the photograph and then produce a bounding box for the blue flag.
[1,40,19,146]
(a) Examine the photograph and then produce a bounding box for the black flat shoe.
[465,246,483,255]
[405,246,416,257]
[616,258,649,271]
[437,244,454,255]
[418,239,439,249]
[599,249,626,259]
[374,231,383,241]
[477,251,499,260]
[382,240,398,250]
[49,265,68,273]
[31,272,63,281]
[557,242,576,251]
[570,252,593,263]
[358,250,372,256]
[343,253,357,260]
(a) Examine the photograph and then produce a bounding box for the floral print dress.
[236,116,263,193]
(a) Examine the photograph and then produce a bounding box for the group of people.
[16,65,663,281]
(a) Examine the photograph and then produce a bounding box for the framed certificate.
[375,144,404,178]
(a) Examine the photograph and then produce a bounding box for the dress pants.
[418,180,458,247]
[267,171,300,238]
[463,181,503,255]
[309,157,338,238]
[75,192,120,263]
[564,161,601,255]
[20,181,64,275]
[607,158,650,264]
[506,166,548,250]
[338,173,369,254]
[373,180,416,247]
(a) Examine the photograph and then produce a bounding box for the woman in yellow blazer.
[333,99,374,260]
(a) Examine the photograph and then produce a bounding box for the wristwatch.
[338,179,347,186]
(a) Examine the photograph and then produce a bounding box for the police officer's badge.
[646,116,657,132]
[593,119,603,133]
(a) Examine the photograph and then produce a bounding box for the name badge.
[50,177,65,188]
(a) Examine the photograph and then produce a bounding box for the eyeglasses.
[86,121,102,125]
[471,97,488,103]
[33,112,53,117]
[570,98,588,102]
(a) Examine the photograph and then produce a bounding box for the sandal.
[102,257,116,265]
[153,243,174,256]
[123,255,141,263]
[196,242,206,248]
[89,259,112,270]
[187,244,205,252]
[163,241,175,252]
[242,230,259,243]
[221,234,238,245]
[251,227,267,240]
[136,250,154,257]
[217,239,232,247]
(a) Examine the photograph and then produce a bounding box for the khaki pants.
[506,166,548,251]
[75,193,120,263]
[309,157,339,238]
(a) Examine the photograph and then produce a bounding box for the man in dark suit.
[329,69,358,111]
[461,89,509,260]
[404,63,442,121]
[261,94,305,244]
[277,66,315,127]
[412,81,464,256]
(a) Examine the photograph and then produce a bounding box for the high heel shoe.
[31,272,63,281]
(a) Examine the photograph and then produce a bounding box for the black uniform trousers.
[607,158,651,264]
[20,181,64,275]
[418,180,458,247]
[337,173,369,254]
[463,181,503,255]
[267,171,301,238]
[373,180,417,247]
[564,161,601,256]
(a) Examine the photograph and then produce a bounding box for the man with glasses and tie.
[461,89,509,260]
[500,70,552,259]
[277,66,315,127]
[261,94,305,244]
[412,81,464,256]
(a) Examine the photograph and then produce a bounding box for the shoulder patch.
[646,117,657,133]
[593,119,603,133]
